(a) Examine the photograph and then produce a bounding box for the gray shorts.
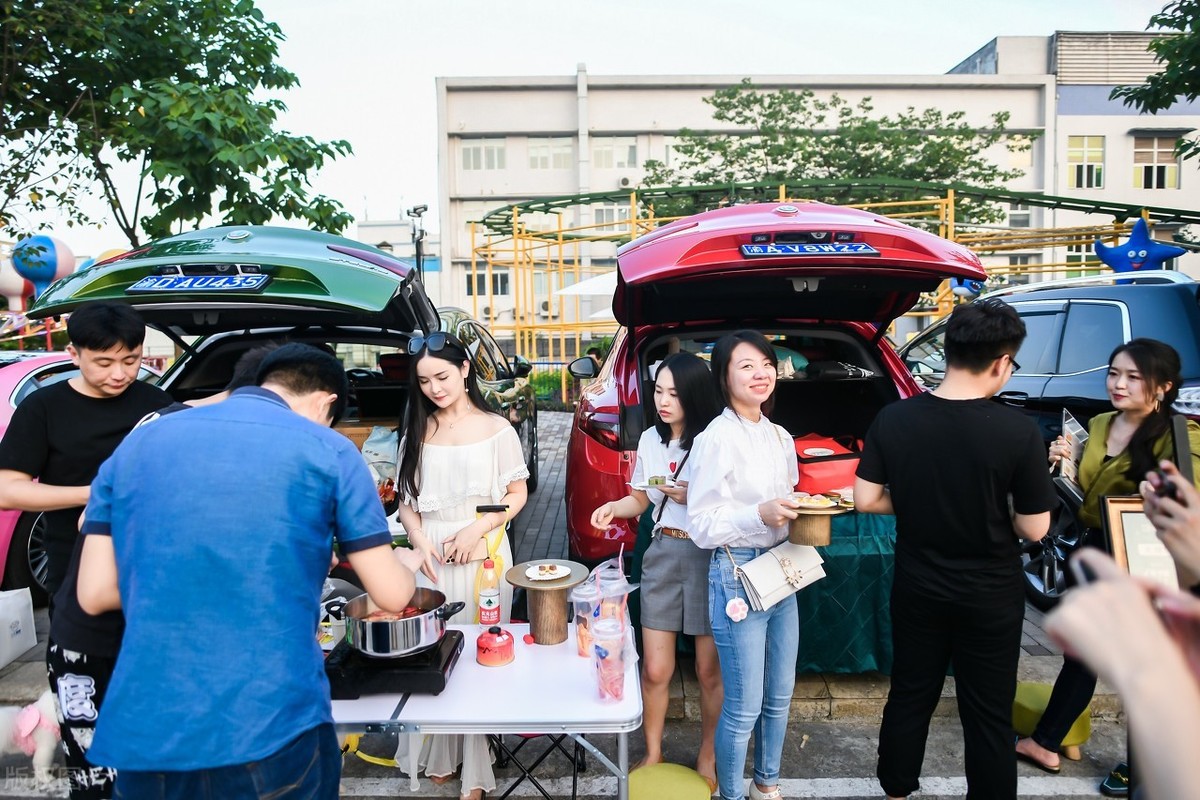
[639,532,712,636]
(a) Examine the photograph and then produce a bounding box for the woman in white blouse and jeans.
[687,330,801,800]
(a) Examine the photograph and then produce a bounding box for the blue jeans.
[708,548,800,800]
[113,723,339,800]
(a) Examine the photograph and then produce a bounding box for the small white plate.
[525,563,570,581]
[628,480,676,491]
[802,447,836,457]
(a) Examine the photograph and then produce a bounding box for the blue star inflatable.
[1094,218,1186,273]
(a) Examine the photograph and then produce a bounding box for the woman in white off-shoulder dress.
[393,332,530,800]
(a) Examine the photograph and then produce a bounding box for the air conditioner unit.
[538,300,558,319]
[481,305,492,319]
[617,176,633,189]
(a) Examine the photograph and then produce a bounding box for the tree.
[1111,2,1200,160]
[641,80,1030,225]
[1,0,353,246]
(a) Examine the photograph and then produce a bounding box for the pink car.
[0,352,159,606]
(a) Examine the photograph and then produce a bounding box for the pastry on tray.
[792,494,837,509]
[525,562,569,581]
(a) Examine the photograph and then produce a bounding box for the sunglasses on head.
[408,332,454,355]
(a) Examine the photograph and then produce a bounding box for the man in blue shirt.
[76,343,420,799]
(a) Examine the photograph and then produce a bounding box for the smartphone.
[1173,415,1195,485]
[1154,416,1196,503]
[1154,468,1180,501]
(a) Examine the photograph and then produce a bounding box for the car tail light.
[580,411,620,449]
[1174,386,1200,418]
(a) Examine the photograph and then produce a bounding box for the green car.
[28,225,539,489]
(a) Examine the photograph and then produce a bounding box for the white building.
[436,32,1200,328]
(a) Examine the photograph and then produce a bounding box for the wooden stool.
[630,763,712,800]
[1012,681,1091,760]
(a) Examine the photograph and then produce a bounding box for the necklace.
[442,405,475,429]
[732,408,762,425]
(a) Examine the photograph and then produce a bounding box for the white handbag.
[724,542,826,612]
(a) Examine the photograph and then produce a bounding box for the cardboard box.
[335,419,393,451]
[0,588,36,669]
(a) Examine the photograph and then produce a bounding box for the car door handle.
[996,391,1028,407]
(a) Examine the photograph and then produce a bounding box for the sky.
[42,0,1172,257]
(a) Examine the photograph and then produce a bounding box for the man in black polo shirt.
[855,299,1056,800]
[0,302,170,800]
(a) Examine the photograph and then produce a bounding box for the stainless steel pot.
[343,587,466,658]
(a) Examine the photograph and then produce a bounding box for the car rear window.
[1058,303,1124,375]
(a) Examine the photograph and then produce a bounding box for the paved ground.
[0,411,1127,799]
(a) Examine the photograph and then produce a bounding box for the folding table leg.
[488,734,563,800]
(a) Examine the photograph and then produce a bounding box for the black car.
[899,269,1200,608]
[900,270,1200,442]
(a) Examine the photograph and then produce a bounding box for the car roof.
[982,270,1197,303]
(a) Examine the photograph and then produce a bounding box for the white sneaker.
[748,783,783,800]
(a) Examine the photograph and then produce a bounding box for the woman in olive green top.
[1017,338,1200,791]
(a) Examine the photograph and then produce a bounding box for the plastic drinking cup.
[590,618,626,702]
[572,584,602,658]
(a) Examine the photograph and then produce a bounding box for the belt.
[659,527,690,540]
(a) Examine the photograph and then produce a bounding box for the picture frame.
[1101,495,1180,591]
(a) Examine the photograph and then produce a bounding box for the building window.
[462,138,506,171]
[466,271,510,296]
[1008,202,1031,228]
[519,211,560,232]
[1067,136,1104,189]
[461,201,493,231]
[1008,134,1034,169]
[592,137,638,169]
[594,204,631,232]
[1133,136,1179,189]
[528,137,572,170]
[664,136,683,167]
[1065,242,1100,278]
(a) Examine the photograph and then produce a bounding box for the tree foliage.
[1,0,353,245]
[1111,1,1200,161]
[641,80,1030,225]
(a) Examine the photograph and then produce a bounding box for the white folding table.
[332,623,643,800]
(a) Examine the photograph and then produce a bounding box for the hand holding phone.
[1155,468,1180,501]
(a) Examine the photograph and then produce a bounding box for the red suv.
[563,202,987,562]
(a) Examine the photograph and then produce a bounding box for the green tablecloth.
[796,512,895,674]
[630,510,896,673]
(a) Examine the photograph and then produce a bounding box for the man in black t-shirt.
[855,299,1056,800]
[0,304,171,600]
[0,302,170,800]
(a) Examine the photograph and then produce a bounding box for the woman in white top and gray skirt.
[687,330,802,800]
[590,351,722,791]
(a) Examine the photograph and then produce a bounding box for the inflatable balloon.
[1095,218,1187,273]
[95,248,128,264]
[0,258,31,311]
[950,276,985,297]
[12,235,74,298]
[76,258,96,272]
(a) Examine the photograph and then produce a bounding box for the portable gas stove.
[325,630,464,699]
